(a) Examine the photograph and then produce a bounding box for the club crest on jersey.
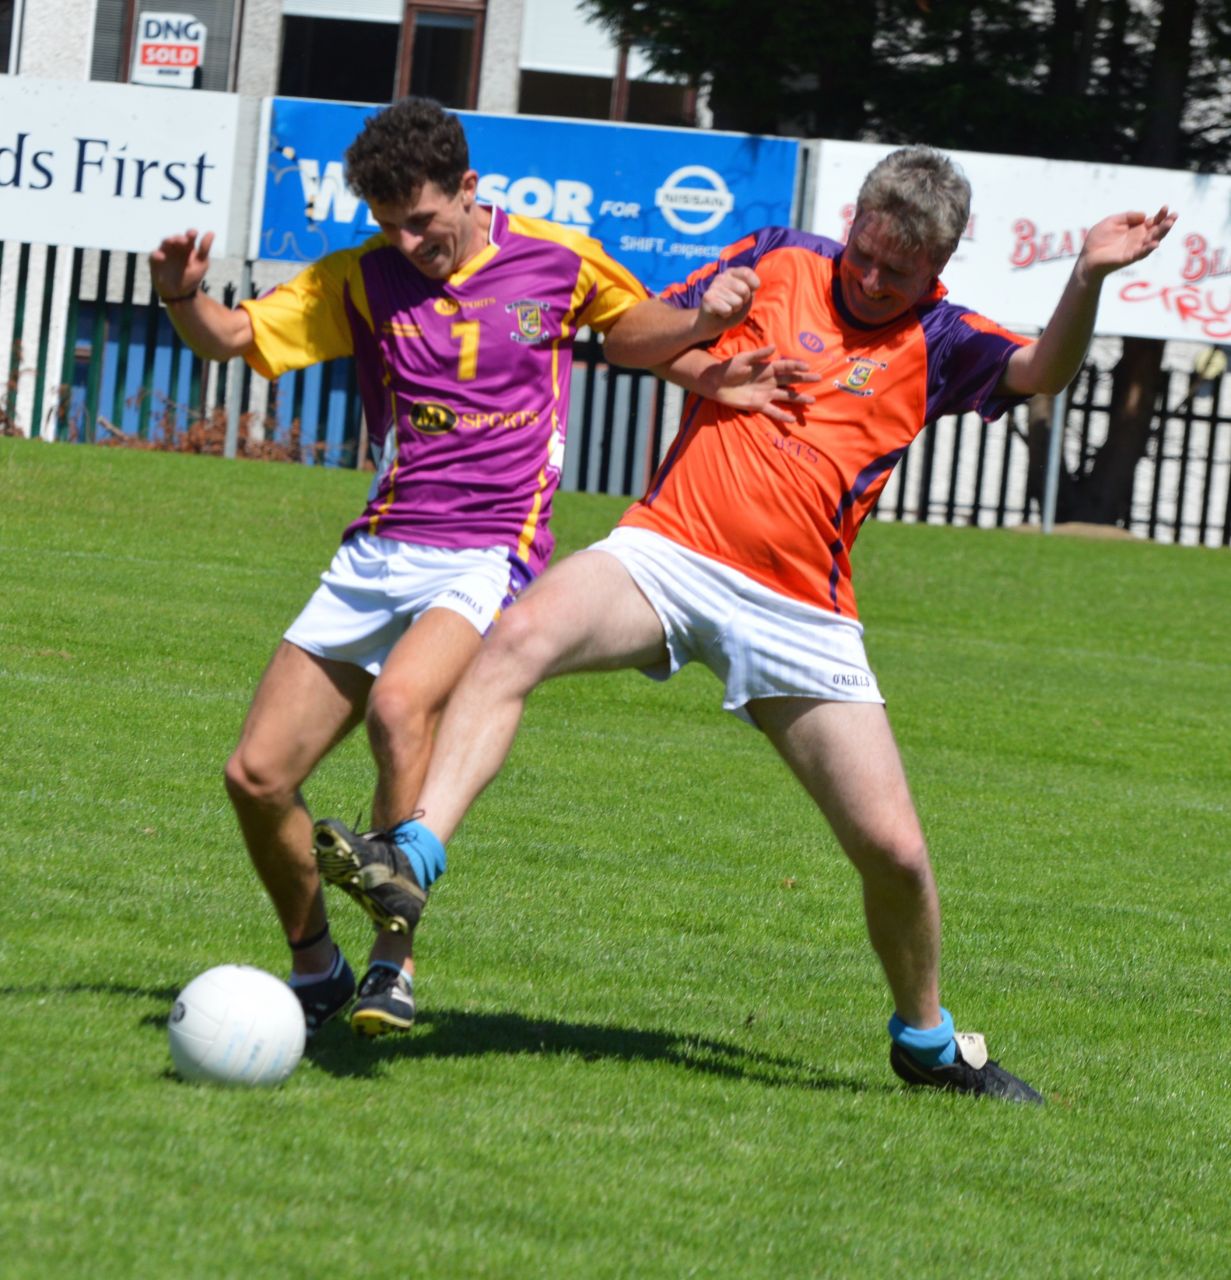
[404,401,458,435]
[506,299,552,344]
[837,356,887,397]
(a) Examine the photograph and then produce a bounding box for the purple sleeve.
[920,303,1033,422]
[659,227,842,309]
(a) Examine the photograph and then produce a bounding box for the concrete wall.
[234,0,282,98]
[16,0,95,78]
[477,0,525,114]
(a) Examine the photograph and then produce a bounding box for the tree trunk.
[1134,0,1196,166]
[1026,393,1064,518]
[1073,0,1193,525]
[1065,338,1165,525]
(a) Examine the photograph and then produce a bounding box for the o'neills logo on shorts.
[405,401,458,434]
[832,672,872,688]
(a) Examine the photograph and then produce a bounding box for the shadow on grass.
[0,981,878,1094]
[305,1006,879,1095]
[0,981,183,1006]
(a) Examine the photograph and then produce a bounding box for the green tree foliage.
[585,0,1231,527]
[583,0,1231,171]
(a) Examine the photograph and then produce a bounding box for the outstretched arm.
[1000,206,1177,396]
[149,230,255,361]
[603,266,759,369]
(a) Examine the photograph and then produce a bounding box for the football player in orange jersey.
[317,147,1174,1098]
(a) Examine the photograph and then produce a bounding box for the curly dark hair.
[344,97,470,206]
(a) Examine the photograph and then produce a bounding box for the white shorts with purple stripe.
[285,532,524,676]
[589,526,884,724]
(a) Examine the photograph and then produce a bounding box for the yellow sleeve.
[577,237,651,333]
[505,215,649,334]
[239,245,373,379]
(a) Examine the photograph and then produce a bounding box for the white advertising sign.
[810,139,1231,343]
[0,75,251,256]
[131,12,207,89]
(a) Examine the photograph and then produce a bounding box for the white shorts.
[284,533,526,676]
[589,526,883,723]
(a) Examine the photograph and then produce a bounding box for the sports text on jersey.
[401,401,541,435]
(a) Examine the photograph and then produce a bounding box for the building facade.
[1,0,697,125]
[3,1,1226,547]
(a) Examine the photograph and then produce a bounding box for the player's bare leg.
[360,606,485,977]
[315,552,666,1035]
[367,606,486,825]
[748,697,941,1031]
[226,641,370,962]
[314,548,668,1029]
[414,550,670,844]
[225,641,370,1032]
[750,696,1040,1099]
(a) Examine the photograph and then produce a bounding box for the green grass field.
[1,437,1228,1278]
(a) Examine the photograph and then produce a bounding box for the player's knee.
[851,830,932,888]
[481,598,557,685]
[224,746,296,811]
[365,681,435,758]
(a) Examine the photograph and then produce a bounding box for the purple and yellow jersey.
[619,227,1032,619]
[240,206,648,575]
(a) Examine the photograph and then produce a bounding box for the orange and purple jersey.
[619,227,1031,619]
[241,206,648,577]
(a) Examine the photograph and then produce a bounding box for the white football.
[168,964,306,1087]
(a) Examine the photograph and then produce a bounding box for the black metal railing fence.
[3,243,1227,546]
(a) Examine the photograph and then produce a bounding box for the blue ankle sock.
[389,819,447,889]
[888,1007,957,1067]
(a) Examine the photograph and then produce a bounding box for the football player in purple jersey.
[151,98,655,1037]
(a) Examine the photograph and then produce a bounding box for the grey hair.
[855,146,971,268]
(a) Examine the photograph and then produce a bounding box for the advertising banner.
[255,99,799,292]
[0,75,251,255]
[810,139,1231,343]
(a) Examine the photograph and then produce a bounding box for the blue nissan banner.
[255,99,799,293]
